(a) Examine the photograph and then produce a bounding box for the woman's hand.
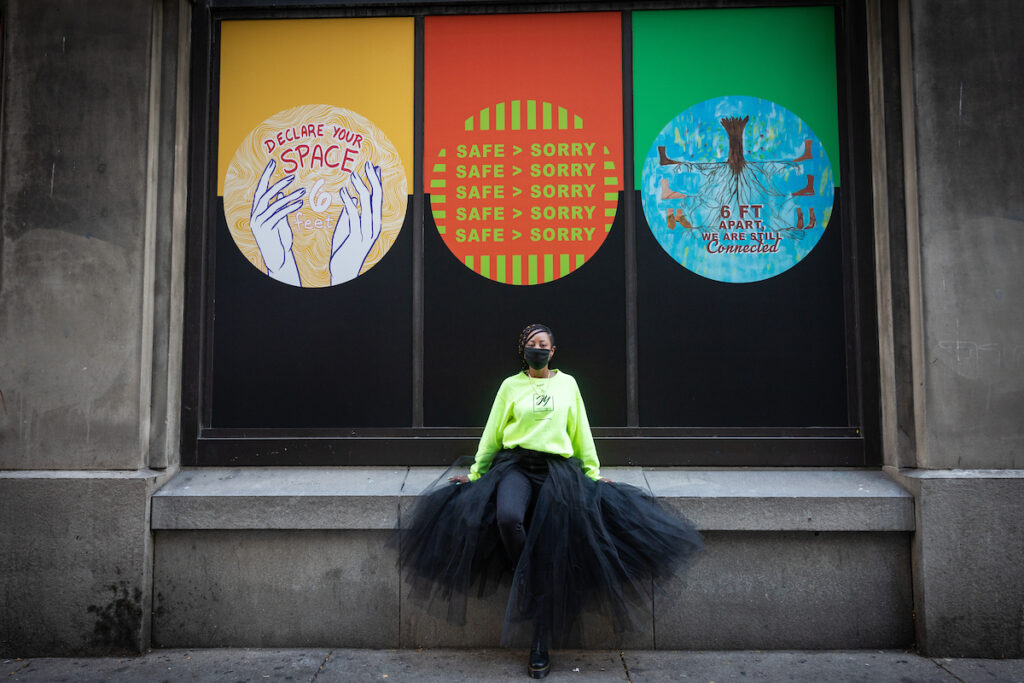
[599,477,613,483]
[449,475,471,484]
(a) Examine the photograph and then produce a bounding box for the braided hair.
[517,323,555,372]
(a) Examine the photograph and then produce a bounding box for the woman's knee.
[496,472,531,531]
[496,505,525,533]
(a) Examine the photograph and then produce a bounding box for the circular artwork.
[426,100,621,285]
[641,96,835,283]
[224,104,408,287]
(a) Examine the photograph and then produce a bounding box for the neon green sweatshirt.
[469,370,601,481]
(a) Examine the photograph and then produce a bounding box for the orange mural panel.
[425,13,624,285]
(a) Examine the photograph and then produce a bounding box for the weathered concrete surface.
[319,649,626,682]
[152,467,409,529]
[145,0,189,471]
[0,0,155,470]
[655,531,914,650]
[890,470,1024,658]
[4,648,332,682]
[623,650,975,682]
[937,656,1024,683]
[645,469,914,531]
[150,468,915,650]
[0,0,187,659]
[0,471,171,657]
[400,563,654,650]
[8,648,1024,682]
[400,567,514,649]
[159,467,914,532]
[911,0,1024,469]
[152,530,400,648]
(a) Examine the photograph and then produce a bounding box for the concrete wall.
[150,468,915,651]
[0,0,152,470]
[892,471,1024,658]
[878,0,1024,657]
[0,472,171,656]
[910,0,1024,469]
[2,0,1023,660]
[0,0,188,657]
[152,528,914,651]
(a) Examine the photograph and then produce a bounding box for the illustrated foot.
[661,178,686,200]
[658,146,683,166]
[806,207,817,229]
[793,139,813,162]
[792,174,815,197]
[795,208,805,230]
[676,210,693,229]
[666,208,676,230]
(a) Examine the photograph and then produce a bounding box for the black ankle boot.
[528,633,550,679]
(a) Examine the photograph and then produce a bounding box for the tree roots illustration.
[656,116,820,237]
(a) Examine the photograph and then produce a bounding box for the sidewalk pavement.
[5,649,1023,682]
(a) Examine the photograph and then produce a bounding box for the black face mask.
[524,347,551,370]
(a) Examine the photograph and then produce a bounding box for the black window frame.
[181,0,880,468]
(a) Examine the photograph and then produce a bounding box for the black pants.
[495,465,546,563]
[494,452,552,640]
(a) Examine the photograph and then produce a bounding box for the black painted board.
[636,191,849,427]
[423,195,628,428]
[209,198,414,428]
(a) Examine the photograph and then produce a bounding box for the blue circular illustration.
[641,96,835,283]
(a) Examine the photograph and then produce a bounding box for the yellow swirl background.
[224,104,408,287]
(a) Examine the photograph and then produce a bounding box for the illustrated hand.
[250,158,304,286]
[330,161,384,285]
[449,475,471,484]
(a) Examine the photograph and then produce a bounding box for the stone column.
[0,0,188,656]
[878,0,1024,658]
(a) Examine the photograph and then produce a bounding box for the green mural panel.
[632,7,840,188]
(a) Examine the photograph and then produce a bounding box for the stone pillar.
[880,0,1024,658]
[0,0,188,656]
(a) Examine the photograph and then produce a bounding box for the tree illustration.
[657,114,818,236]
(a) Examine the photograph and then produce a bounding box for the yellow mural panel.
[218,17,414,196]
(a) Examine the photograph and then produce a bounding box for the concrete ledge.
[893,468,1024,479]
[151,468,915,649]
[648,469,915,531]
[152,467,914,532]
[151,467,408,530]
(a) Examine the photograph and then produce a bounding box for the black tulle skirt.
[397,449,703,647]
